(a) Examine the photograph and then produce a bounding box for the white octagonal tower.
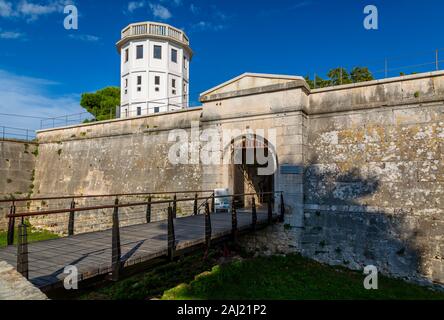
[116,21,193,118]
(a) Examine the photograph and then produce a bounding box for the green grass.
[0,224,59,247]
[80,250,222,300]
[162,254,444,300]
[80,246,444,300]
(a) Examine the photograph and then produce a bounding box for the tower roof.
[116,21,192,57]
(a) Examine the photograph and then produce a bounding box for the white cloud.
[190,3,198,14]
[292,1,312,8]
[166,0,182,6]
[149,3,171,20]
[0,0,74,22]
[68,34,100,42]
[127,1,145,13]
[188,6,229,32]
[126,1,173,19]
[258,1,312,17]
[191,21,225,32]
[0,69,85,130]
[0,0,14,17]
[0,30,24,39]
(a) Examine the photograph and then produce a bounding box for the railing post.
[111,198,121,281]
[193,193,198,215]
[252,196,257,230]
[146,196,152,223]
[173,194,177,218]
[231,198,237,242]
[268,195,273,225]
[204,202,212,251]
[280,193,285,222]
[7,201,16,246]
[167,204,176,261]
[17,218,29,279]
[68,199,75,236]
[211,193,215,213]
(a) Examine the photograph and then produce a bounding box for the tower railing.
[120,22,190,46]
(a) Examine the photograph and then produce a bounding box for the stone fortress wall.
[2,71,443,286]
[0,140,38,230]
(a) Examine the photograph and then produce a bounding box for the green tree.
[314,75,330,88]
[80,87,120,121]
[350,67,374,83]
[304,75,314,89]
[304,75,330,89]
[327,67,352,86]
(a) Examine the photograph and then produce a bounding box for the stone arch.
[221,133,279,209]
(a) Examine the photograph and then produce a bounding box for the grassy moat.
[1,228,441,300]
[80,245,444,300]
[0,224,58,248]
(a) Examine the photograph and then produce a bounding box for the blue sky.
[1,0,444,129]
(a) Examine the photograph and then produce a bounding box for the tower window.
[136,45,143,59]
[125,48,129,62]
[154,45,162,59]
[172,79,177,95]
[137,107,141,116]
[154,107,160,113]
[137,76,142,92]
[171,49,177,63]
[155,76,160,85]
[125,79,128,88]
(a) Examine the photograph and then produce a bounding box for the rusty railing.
[4,190,285,280]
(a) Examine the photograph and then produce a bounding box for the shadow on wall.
[302,158,441,286]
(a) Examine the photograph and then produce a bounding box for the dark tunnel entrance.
[229,135,276,209]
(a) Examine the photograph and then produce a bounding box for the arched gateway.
[225,134,278,209]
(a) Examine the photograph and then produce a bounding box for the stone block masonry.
[29,109,203,234]
[4,70,443,287]
[237,72,444,287]
[0,261,48,300]
[0,140,38,230]
[300,101,444,286]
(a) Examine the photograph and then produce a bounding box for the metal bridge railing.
[4,190,285,281]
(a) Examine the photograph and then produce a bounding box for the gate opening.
[230,135,276,209]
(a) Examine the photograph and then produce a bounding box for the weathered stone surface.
[30,112,203,234]
[0,140,37,230]
[2,71,443,287]
[0,261,48,300]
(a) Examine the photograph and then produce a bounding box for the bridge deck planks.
[0,209,275,289]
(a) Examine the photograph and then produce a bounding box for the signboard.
[280,165,302,175]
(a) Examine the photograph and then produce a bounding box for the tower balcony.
[116,21,192,55]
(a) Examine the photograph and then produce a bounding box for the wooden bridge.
[0,191,284,293]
